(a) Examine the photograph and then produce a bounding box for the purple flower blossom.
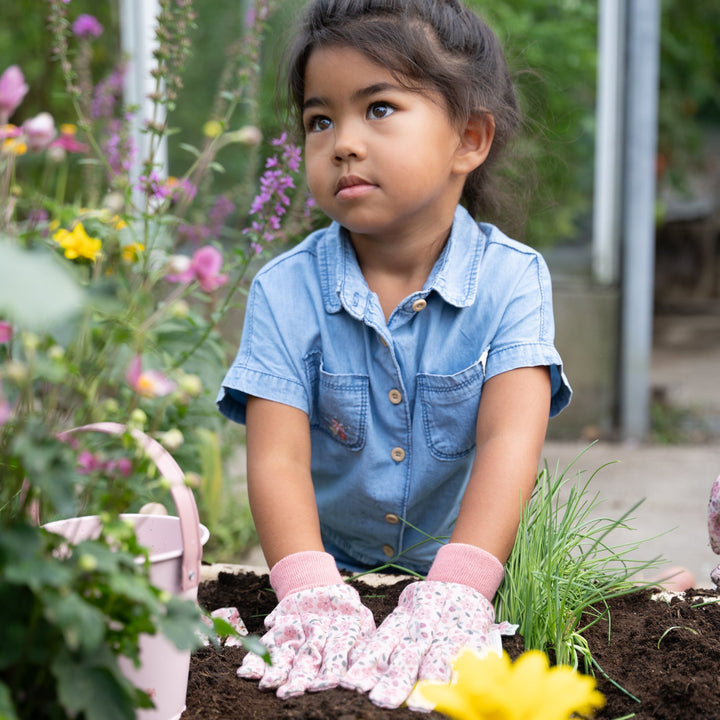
[244,135,303,252]
[91,64,125,120]
[137,171,169,201]
[72,14,104,39]
[0,65,29,123]
[103,117,134,177]
[208,195,236,231]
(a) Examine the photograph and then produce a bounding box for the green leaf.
[155,595,206,651]
[241,634,271,665]
[43,591,107,653]
[178,142,200,158]
[0,682,20,720]
[52,649,137,720]
[0,239,85,331]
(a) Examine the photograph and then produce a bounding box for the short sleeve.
[216,275,311,424]
[483,252,572,417]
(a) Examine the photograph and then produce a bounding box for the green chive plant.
[494,450,665,680]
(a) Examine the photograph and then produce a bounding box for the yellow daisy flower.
[415,649,605,720]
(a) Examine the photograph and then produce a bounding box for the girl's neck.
[350,225,450,321]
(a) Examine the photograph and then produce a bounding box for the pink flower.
[166,245,228,293]
[77,450,105,475]
[0,381,11,426]
[72,14,104,38]
[106,457,133,477]
[0,65,29,122]
[0,124,21,141]
[0,321,12,343]
[50,124,88,154]
[23,112,57,151]
[125,355,176,398]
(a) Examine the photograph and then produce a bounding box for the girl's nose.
[332,124,365,163]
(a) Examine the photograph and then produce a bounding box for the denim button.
[382,544,395,557]
[411,298,427,312]
[391,447,406,462]
[384,513,400,524]
[388,389,402,404]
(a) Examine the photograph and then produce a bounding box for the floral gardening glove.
[237,551,376,698]
[340,544,517,710]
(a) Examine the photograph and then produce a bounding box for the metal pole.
[119,0,167,207]
[619,0,661,441]
[592,0,626,285]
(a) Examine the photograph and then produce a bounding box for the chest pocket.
[311,362,369,451]
[417,354,487,461]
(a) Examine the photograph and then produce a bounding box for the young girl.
[218,0,571,710]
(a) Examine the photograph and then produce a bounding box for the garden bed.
[185,569,720,720]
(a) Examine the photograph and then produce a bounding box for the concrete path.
[541,439,719,589]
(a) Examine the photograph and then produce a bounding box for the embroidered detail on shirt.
[328,418,348,441]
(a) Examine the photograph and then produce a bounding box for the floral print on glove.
[237,582,376,699]
[340,580,517,710]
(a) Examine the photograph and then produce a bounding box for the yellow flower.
[112,214,128,230]
[414,649,605,720]
[121,241,144,262]
[2,137,27,155]
[59,123,78,135]
[53,222,102,262]
[203,119,223,138]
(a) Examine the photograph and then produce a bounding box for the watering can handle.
[56,421,202,592]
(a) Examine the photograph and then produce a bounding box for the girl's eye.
[306,115,333,133]
[367,102,394,120]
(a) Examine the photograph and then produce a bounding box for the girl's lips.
[335,175,376,200]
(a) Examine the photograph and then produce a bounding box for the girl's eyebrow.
[302,82,400,112]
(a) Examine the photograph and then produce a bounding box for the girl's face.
[302,45,472,246]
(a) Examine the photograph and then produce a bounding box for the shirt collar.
[319,205,485,317]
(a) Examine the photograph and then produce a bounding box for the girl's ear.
[453,113,495,175]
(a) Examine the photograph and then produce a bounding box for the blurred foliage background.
[2,0,718,247]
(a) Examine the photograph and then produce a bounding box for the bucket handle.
[56,421,202,592]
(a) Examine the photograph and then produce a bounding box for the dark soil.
[185,571,720,720]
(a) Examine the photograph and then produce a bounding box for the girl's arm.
[449,365,552,563]
[245,394,324,568]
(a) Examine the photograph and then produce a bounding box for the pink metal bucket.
[45,422,209,720]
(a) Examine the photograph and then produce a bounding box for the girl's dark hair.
[285,0,520,220]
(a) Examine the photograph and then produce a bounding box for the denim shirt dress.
[218,205,572,573]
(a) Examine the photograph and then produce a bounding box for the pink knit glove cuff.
[269,550,344,601]
[426,543,504,599]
